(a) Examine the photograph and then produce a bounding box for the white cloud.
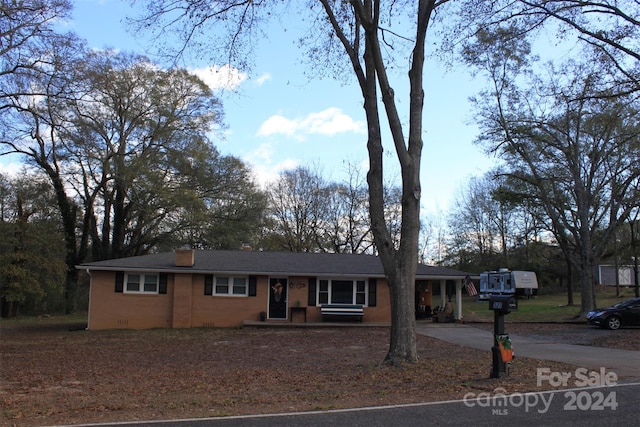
[252,160,299,188]
[256,107,365,140]
[257,115,298,138]
[0,160,28,177]
[305,108,365,135]
[246,142,275,164]
[242,143,299,188]
[191,64,248,91]
[254,73,272,86]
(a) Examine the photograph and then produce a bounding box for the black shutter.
[115,271,124,293]
[204,275,213,295]
[248,276,257,297]
[308,277,316,306]
[368,278,377,307]
[159,273,168,294]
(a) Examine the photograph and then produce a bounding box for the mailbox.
[487,293,518,378]
[489,295,518,313]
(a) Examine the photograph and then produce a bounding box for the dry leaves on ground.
[1,321,637,426]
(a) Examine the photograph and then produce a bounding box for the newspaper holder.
[488,295,518,313]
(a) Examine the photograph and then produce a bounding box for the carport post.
[456,280,462,320]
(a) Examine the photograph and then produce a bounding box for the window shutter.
[159,273,168,294]
[368,278,377,307]
[204,275,213,296]
[308,277,316,306]
[115,271,124,293]
[248,276,257,297]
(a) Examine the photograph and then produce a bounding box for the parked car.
[586,298,640,330]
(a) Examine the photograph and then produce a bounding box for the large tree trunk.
[41,161,82,314]
[368,0,429,365]
[630,220,640,298]
[577,217,597,315]
[564,255,574,306]
[577,254,597,316]
[320,0,433,364]
[385,267,417,365]
[64,268,79,314]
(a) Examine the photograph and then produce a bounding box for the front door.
[268,278,288,319]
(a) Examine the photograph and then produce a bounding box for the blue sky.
[2,0,497,216]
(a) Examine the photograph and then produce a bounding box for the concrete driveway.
[415,322,640,378]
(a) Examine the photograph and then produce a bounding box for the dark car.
[586,298,640,330]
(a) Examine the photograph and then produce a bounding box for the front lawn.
[463,286,638,322]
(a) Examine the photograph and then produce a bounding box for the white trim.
[213,275,248,297]
[123,273,159,294]
[317,278,368,306]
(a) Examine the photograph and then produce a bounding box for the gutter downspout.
[85,269,91,330]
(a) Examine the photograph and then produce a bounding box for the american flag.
[465,276,478,296]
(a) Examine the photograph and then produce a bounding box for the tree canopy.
[0,5,266,312]
[463,23,640,313]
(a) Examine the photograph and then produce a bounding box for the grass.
[462,286,639,322]
[0,312,88,329]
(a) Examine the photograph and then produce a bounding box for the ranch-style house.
[78,248,472,329]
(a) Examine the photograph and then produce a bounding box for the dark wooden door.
[268,278,288,319]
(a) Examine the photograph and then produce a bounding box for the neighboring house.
[78,248,472,330]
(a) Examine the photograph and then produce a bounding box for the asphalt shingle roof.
[77,250,470,279]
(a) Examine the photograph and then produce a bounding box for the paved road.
[61,382,640,427]
[415,323,640,378]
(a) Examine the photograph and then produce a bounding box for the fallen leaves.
[0,323,615,426]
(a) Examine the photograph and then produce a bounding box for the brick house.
[78,248,471,329]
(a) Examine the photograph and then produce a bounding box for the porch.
[243,320,391,328]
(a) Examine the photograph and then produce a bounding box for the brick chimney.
[175,247,195,267]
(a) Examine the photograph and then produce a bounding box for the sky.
[1,0,498,217]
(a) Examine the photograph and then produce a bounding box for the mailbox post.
[489,295,517,378]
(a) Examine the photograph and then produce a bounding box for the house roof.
[77,250,471,280]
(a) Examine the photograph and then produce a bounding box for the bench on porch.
[320,304,364,322]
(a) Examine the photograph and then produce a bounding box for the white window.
[125,273,159,294]
[317,279,368,306]
[214,276,248,296]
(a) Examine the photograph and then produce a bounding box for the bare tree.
[2,47,262,310]
[62,51,228,259]
[266,166,329,252]
[453,1,640,96]
[133,0,438,365]
[466,30,640,315]
[628,215,640,298]
[449,175,499,265]
[0,0,74,107]
[419,208,448,265]
[323,163,374,254]
[0,28,86,313]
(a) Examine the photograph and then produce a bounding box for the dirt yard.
[1,321,637,426]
